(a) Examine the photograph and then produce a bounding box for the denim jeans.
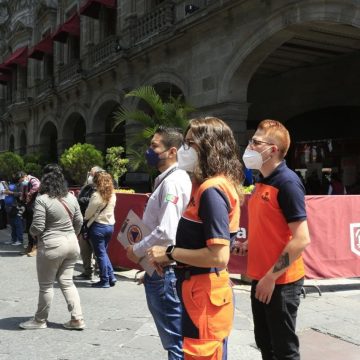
[251,278,304,360]
[144,267,183,360]
[89,222,115,285]
[9,215,23,243]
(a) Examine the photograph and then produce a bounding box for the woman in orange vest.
[148,117,244,360]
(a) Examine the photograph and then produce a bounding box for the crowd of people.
[5,116,350,359]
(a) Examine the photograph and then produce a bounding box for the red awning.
[29,36,53,60]
[80,0,116,19]
[0,74,12,85]
[0,63,12,73]
[4,46,28,67]
[52,13,80,43]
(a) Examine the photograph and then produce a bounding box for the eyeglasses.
[182,139,195,150]
[248,138,274,146]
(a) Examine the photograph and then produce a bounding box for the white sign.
[349,223,360,256]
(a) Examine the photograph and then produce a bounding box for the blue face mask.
[145,148,168,167]
[145,148,161,167]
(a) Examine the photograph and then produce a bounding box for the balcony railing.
[58,60,81,84]
[87,35,117,69]
[132,1,175,44]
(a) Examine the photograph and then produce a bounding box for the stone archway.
[9,134,14,152]
[219,0,360,138]
[39,121,58,162]
[61,113,86,153]
[19,129,27,156]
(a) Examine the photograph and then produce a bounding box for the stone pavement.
[0,227,359,360]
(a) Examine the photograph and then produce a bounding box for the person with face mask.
[14,171,40,257]
[147,117,244,360]
[73,166,104,281]
[243,119,311,360]
[126,126,192,360]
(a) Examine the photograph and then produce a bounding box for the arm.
[84,192,102,221]
[148,187,232,268]
[29,197,46,237]
[27,177,40,198]
[72,197,83,235]
[148,244,230,268]
[255,220,310,304]
[131,179,189,259]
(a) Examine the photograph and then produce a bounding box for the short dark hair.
[14,171,27,183]
[155,126,183,149]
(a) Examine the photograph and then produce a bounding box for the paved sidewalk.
[0,226,359,359]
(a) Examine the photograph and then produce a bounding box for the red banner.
[107,194,360,279]
[303,195,360,279]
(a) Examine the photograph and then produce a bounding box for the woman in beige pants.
[19,164,85,330]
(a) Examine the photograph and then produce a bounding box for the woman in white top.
[85,171,116,288]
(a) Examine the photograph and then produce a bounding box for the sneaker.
[63,319,85,330]
[73,273,92,280]
[19,318,47,330]
[91,281,110,288]
[11,241,22,246]
[110,278,117,287]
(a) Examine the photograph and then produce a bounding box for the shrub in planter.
[24,162,42,179]
[105,146,129,185]
[60,143,104,185]
[0,152,24,180]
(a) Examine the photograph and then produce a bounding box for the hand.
[255,275,276,304]
[126,245,140,264]
[154,262,164,276]
[147,245,168,264]
[232,240,248,256]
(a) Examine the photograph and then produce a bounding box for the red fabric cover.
[29,36,53,60]
[4,46,28,67]
[52,13,80,43]
[107,193,360,279]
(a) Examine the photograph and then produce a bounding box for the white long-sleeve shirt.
[133,163,192,258]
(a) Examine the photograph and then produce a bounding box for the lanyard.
[152,167,178,193]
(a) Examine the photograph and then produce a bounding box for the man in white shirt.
[127,126,192,360]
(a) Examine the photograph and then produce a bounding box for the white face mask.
[177,145,198,172]
[87,175,93,184]
[242,147,271,170]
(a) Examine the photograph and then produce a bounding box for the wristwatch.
[166,245,176,261]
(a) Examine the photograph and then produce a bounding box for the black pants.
[251,278,304,360]
[25,207,36,247]
[0,200,7,229]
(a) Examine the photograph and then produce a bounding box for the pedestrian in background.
[148,117,244,360]
[84,171,116,288]
[74,165,104,280]
[19,164,85,330]
[3,178,25,246]
[14,171,40,256]
[126,126,192,360]
[242,119,311,360]
[0,176,8,229]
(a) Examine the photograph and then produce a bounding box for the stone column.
[86,132,106,152]
[194,101,250,149]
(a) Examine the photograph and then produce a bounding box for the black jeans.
[251,278,304,360]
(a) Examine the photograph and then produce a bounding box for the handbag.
[82,203,108,241]
[81,220,90,240]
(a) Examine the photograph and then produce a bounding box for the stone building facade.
[1,0,360,186]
